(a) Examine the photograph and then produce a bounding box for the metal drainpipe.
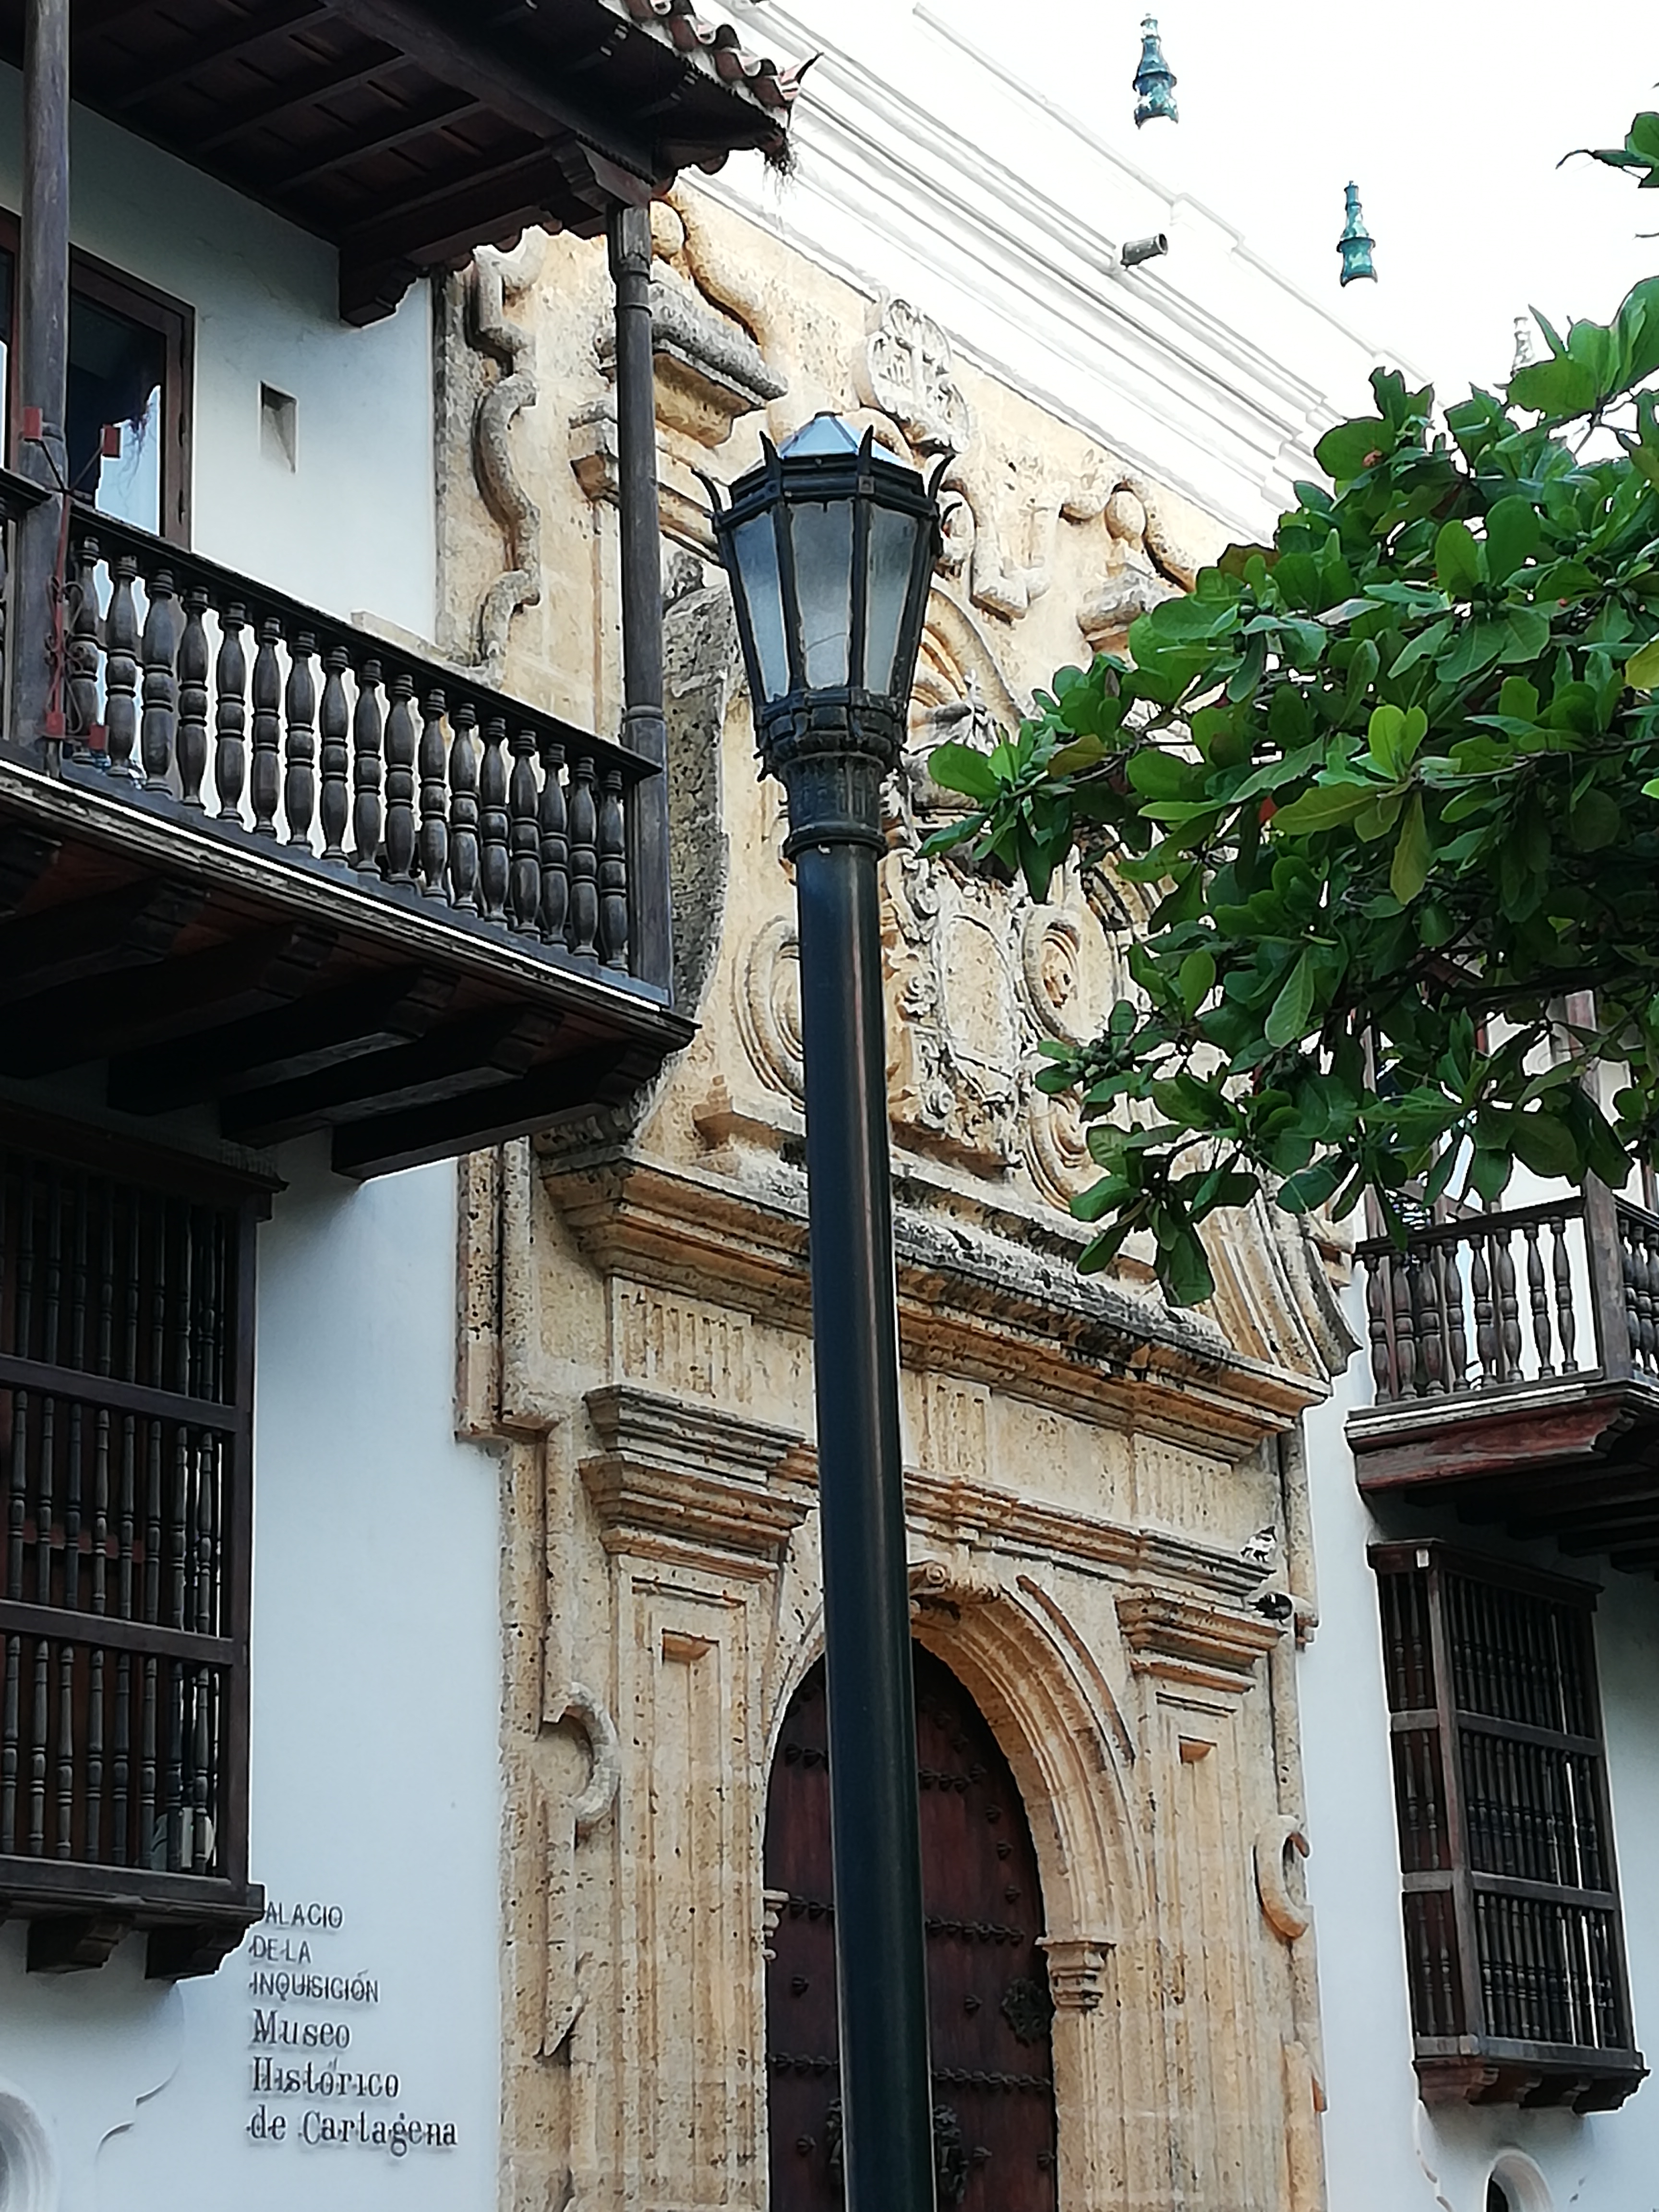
[607,200,673,999]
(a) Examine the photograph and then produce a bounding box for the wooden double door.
[765,1646,1059,2212]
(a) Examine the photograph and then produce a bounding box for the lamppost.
[710,416,942,2212]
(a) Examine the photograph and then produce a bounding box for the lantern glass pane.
[863,503,920,696]
[788,498,854,689]
[731,513,790,703]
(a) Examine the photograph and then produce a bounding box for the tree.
[926,111,1659,1308]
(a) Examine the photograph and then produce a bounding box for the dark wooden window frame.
[0,1108,267,1976]
[0,207,192,545]
[1371,1539,1647,2110]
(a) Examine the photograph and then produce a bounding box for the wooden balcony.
[1349,1189,1659,1570]
[0,479,691,1174]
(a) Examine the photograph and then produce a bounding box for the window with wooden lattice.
[0,1115,264,1975]
[1371,1541,1646,2110]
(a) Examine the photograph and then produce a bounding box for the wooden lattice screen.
[0,1119,261,1973]
[1372,1541,1644,2109]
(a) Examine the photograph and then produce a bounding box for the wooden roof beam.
[219,1004,560,1145]
[271,87,484,189]
[104,0,325,111]
[0,923,335,1076]
[107,967,455,1112]
[193,40,406,153]
[0,879,202,1003]
[330,1039,649,1178]
[330,0,658,175]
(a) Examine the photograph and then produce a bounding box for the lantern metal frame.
[711,421,944,848]
[708,419,945,2212]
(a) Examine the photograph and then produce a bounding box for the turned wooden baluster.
[597,764,629,971]
[317,644,350,863]
[1551,1214,1578,1371]
[1471,1233,1498,1385]
[1523,1220,1554,1376]
[1367,1258,1395,1399]
[538,738,569,947]
[1390,1247,1420,1398]
[175,586,210,808]
[507,726,540,936]
[249,617,282,836]
[65,534,103,753]
[417,689,449,898]
[1632,1225,1659,1370]
[479,713,510,923]
[1416,1247,1444,1393]
[104,553,140,779]
[382,671,417,885]
[139,569,179,792]
[351,657,385,878]
[1494,1227,1523,1382]
[566,752,600,960]
[447,700,481,915]
[1440,1243,1469,1391]
[213,603,247,825]
[283,629,317,849]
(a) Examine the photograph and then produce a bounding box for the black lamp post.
[710,415,942,2212]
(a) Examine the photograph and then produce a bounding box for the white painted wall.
[0,64,436,642]
[0,1151,503,2212]
[0,92,493,2212]
[1301,1282,1659,2212]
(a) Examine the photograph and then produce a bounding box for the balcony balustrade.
[0,477,690,1174]
[1350,1188,1659,1570]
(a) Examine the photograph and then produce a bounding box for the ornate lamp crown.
[1132,15,1178,127]
[1337,182,1377,286]
[707,414,942,785]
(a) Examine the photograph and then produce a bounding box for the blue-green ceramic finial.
[1133,15,1178,127]
[1337,182,1376,285]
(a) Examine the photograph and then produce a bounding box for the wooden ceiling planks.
[0,0,792,322]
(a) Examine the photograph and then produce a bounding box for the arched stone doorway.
[764,1645,1059,2212]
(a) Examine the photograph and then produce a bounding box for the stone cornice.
[543,1150,1322,1453]
[905,1467,1268,1608]
[580,1383,811,1578]
[1114,1589,1283,1697]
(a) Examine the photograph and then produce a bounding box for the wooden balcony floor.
[0,756,690,1178]
[1351,1194,1659,1574]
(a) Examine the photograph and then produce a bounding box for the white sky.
[945,0,1659,412]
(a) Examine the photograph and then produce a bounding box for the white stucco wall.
[0,64,436,643]
[0,1153,503,2212]
[1302,1284,1659,2212]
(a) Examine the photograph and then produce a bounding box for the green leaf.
[1508,351,1602,419]
[1264,951,1316,1048]
[1628,638,1659,689]
[1315,417,1388,480]
[1483,497,1540,581]
[1178,950,1216,1012]
[927,743,998,800]
[1510,1111,1578,1180]
[1435,520,1482,600]
[1389,793,1432,905]
[1268,781,1372,833]
[1569,788,1622,850]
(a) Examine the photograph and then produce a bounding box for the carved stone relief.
[736,913,806,1103]
[858,295,974,455]
[468,239,546,681]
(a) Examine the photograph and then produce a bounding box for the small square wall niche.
[260,384,297,470]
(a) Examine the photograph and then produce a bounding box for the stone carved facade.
[440,185,1346,2212]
